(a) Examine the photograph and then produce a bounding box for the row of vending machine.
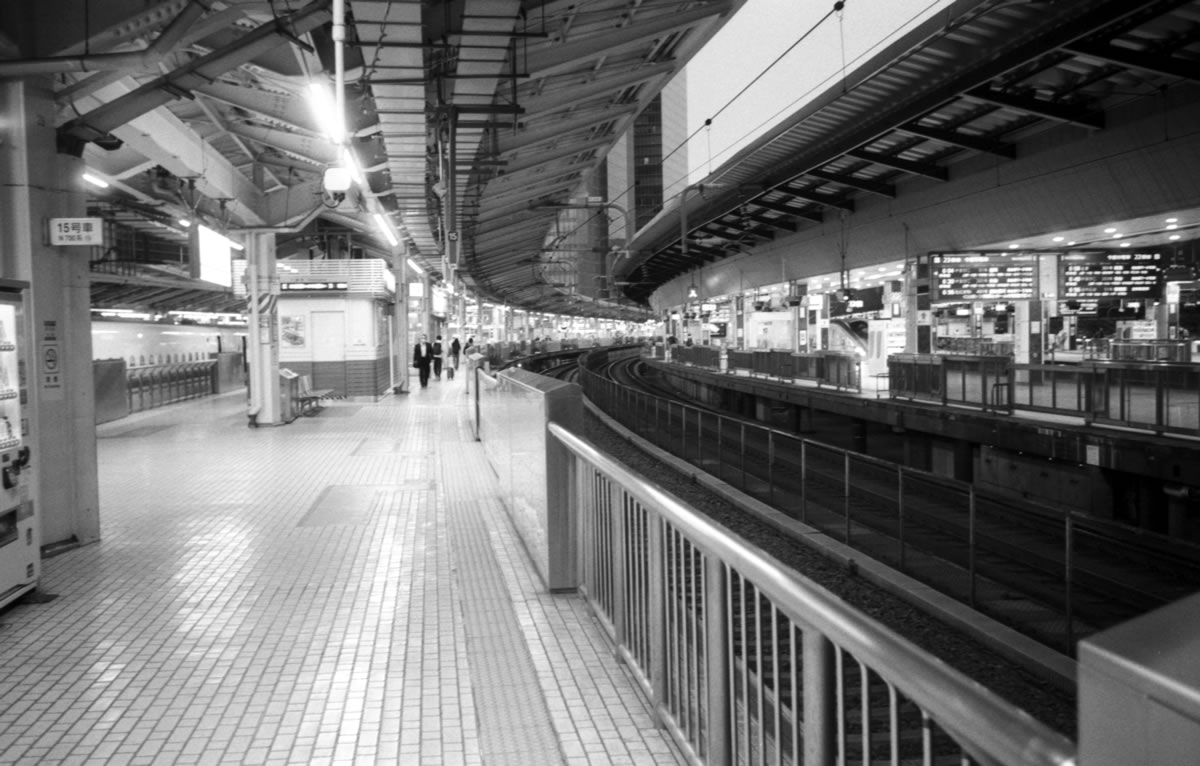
[0,281,38,611]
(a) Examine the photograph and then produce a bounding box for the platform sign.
[1060,251,1162,299]
[280,281,348,292]
[931,253,1037,301]
[48,217,103,246]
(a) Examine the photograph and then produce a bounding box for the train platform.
[0,376,682,765]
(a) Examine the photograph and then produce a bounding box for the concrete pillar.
[244,232,280,425]
[421,274,432,338]
[391,243,411,393]
[0,78,99,547]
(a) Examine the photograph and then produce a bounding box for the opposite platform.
[0,374,683,766]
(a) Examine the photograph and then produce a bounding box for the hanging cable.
[660,0,846,171]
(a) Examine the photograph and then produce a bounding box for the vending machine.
[0,280,36,610]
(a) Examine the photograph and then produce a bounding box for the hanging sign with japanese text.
[48,218,103,246]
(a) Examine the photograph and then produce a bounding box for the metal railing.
[580,356,1200,654]
[127,361,218,412]
[890,355,1200,434]
[550,421,1076,766]
[679,348,864,392]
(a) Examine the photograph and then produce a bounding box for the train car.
[91,319,246,366]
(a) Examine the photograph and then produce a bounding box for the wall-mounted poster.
[281,315,306,347]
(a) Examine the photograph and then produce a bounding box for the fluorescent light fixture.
[1104,227,1117,234]
[373,213,399,246]
[82,172,109,189]
[1170,234,1181,240]
[1166,217,1178,223]
[179,218,192,228]
[1166,223,1178,230]
[1120,242,1131,247]
[341,147,366,186]
[228,240,245,251]
[307,82,344,143]
[1052,236,1064,243]
[407,258,424,275]
[1008,243,1020,249]
[1112,233,1122,239]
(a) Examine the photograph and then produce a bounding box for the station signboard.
[931,253,1037,301]
[1060,251,1162,299]
[280,281,348,292]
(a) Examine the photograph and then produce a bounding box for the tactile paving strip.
[445,498,565,765]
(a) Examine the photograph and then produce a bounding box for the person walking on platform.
[450,336,462,369]
[413,334,434,388]
[432,335,445,379]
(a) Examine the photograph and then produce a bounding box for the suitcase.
[446,366,455,380]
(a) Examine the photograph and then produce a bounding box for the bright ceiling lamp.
[307,82,344,143]
[323,166,352,193]
[373,213,399,247]
[81,171,109,189]
[407,258,424,275]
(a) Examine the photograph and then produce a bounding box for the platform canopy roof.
[618,0,1200,305]
[0,0,743,316]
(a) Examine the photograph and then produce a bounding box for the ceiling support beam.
[523,3,732,77]
[58,1,332,144]
[847,150,949,181]
[799,171,891,200]
[965,87,1105,130]
[897,123,1017,158]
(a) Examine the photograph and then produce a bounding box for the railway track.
[587,354,1200,655]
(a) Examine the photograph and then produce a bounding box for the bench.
[296,375,334,415]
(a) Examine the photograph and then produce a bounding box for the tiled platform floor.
[0,375,683,766]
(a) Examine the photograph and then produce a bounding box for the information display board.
[1060,251,1162,299]
[931,253,1037,301]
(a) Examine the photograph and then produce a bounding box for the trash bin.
[279,368,300,422]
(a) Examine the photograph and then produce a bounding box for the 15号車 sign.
[48,218,103,246]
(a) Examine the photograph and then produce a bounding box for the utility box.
[1078,591,1200,765]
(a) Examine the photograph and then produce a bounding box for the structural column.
[0,78,99,547]
[244,232,281,425]
[391,242,410,393]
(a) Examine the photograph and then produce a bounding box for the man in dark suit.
[413,334,434,388]
[432,335,444,379]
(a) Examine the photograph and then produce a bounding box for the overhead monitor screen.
[1060,251,1162,299]
[193,224,233,288]
[931,253,1036,301]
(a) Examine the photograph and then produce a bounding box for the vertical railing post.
[1154,367,1165,431]
[648,513,668,725]
[767,430,775,505]
[1065,514,1075,655]
[897,468,906,571]
[705,557,730,765]
[968,486,977,608]
[803,630,836,765]
[800,440,808,524]
[611,486,627,656]
[844,451,851,545]
[680,404,687,461]
[740,422,747,491]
